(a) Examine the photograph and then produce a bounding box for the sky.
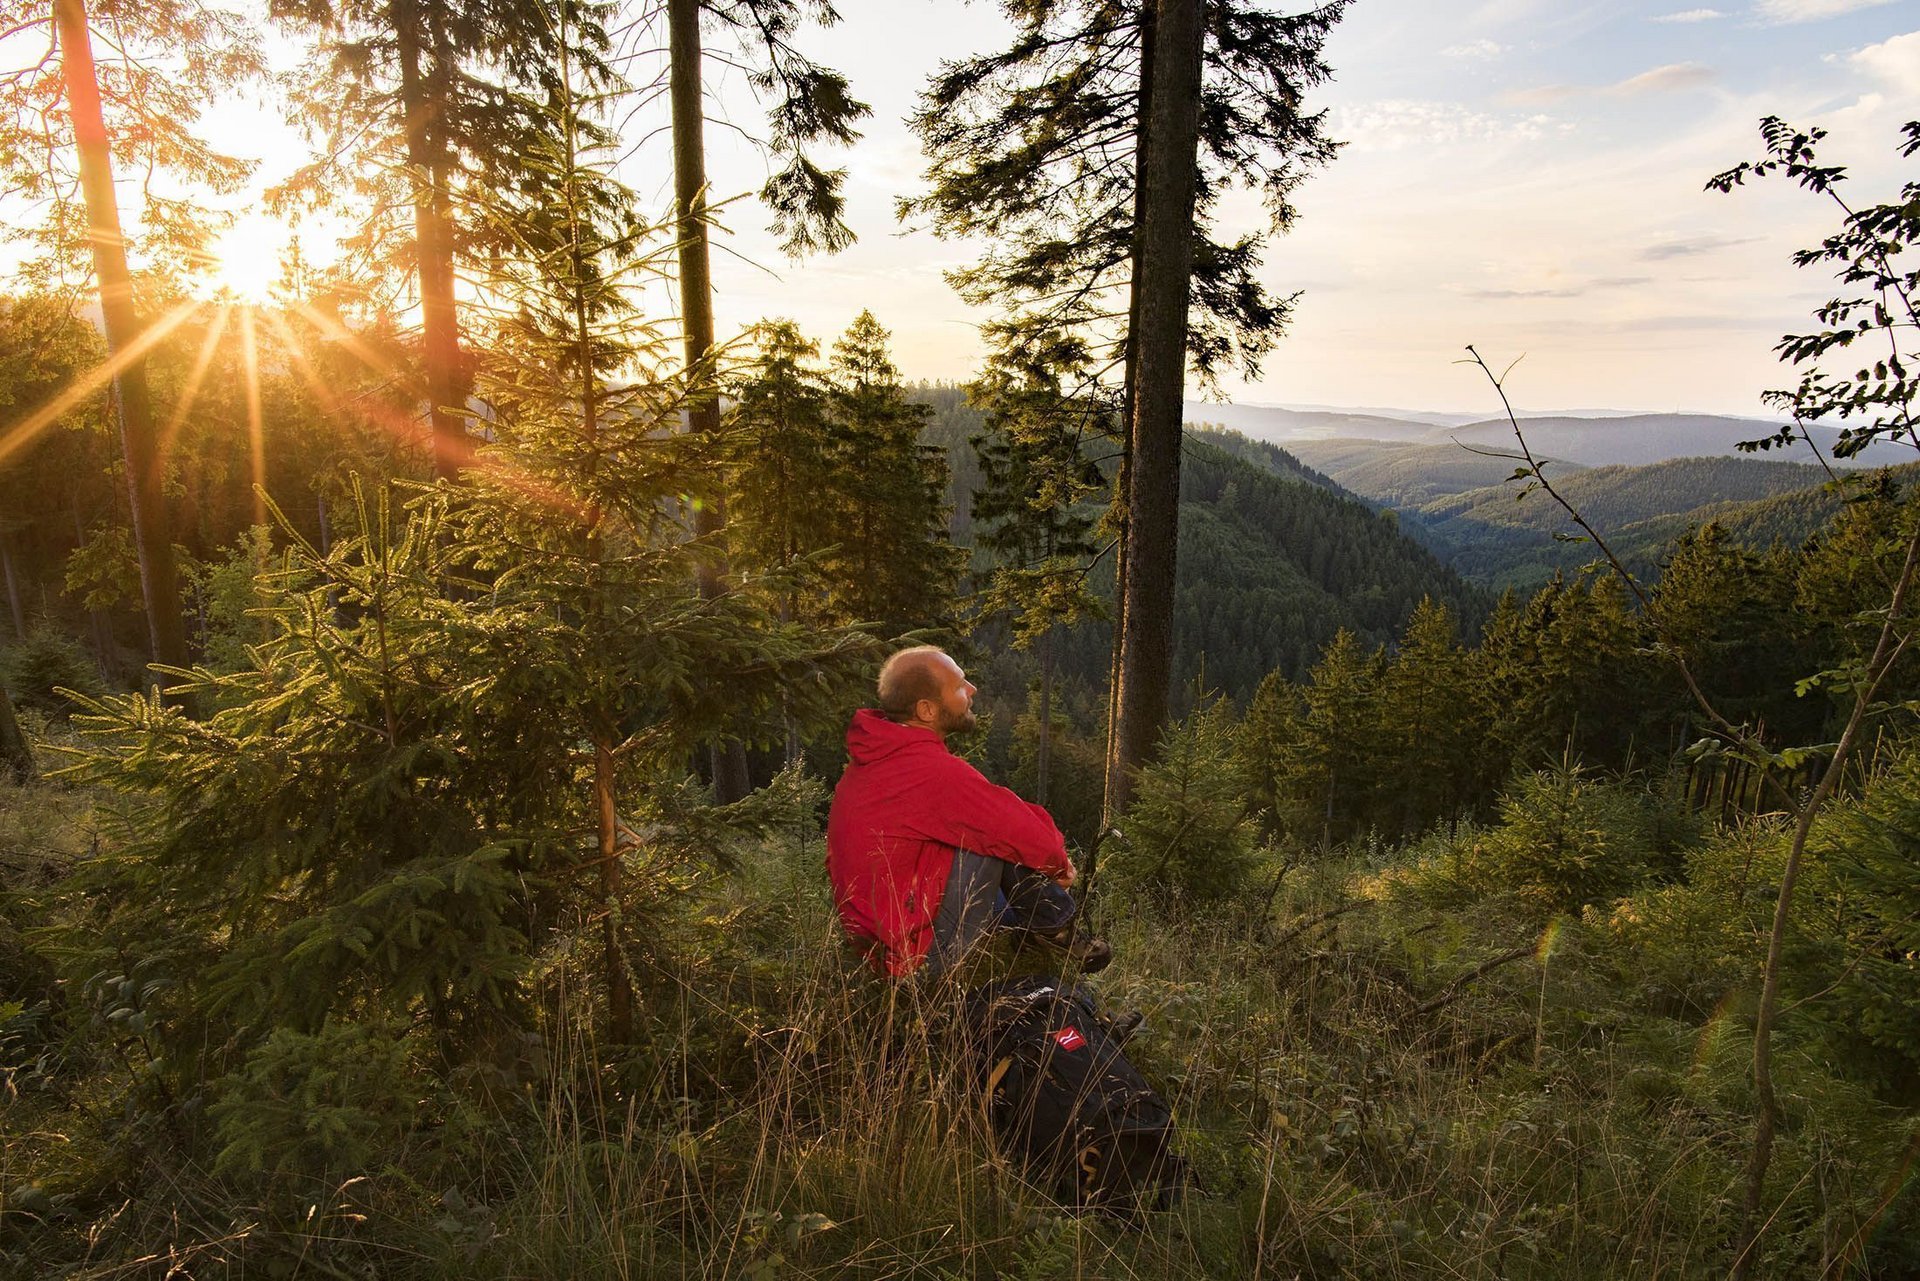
[187,0,1920,417]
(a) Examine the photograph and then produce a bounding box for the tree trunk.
[392,0,468,481]
[1100,0,1156,830]
[594,737,633,1043]
[0,528,25,638]
[54,0,188,679]
[0,678,30,784]
[671,0,752,801]
[1108,0,1202,818]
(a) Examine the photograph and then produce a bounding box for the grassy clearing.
[3,766,1918,1278]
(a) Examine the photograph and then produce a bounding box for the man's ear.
[913,697,938,725]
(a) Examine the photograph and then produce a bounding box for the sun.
[198,211,292,303]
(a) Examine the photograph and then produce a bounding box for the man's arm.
[905,754,1072,878]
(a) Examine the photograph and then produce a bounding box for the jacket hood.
[845,707,944,766]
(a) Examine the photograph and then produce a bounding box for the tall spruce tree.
[726,319,838,764]
[825,311,962,637]
[969,356,1107,804]
[905,0,1347,817]
[727,320,837,600]
[272,0,613,479]
[668,0,868,800]
[1112,0,1205,822]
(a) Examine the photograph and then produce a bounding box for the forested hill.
[1423,454,1831,533]
[908,386,1486,698]
[1165,436,1486,692]
[1181,421,1342,491]
[1410,455,1835,584]
[1295,440,1881,588]
[1288,438,1589,508]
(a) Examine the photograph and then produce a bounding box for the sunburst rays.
[0,298,201,470]
[5,293,594,528]
[238,306,267,526]
[157,303,232,467]
[264,304,588,520]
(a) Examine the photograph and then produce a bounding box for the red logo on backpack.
[1052,1026,1086,1051]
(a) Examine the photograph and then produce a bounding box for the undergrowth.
[3,761,1918,1278]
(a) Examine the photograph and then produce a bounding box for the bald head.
[877,646,948,722]
[876,646,978,736]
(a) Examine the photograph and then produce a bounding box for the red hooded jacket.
[825,708,1070,975]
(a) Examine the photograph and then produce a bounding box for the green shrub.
[1811,752,1920,1079]
[182,525,281,674]
[1110,696,1261,904]
[1600,819,1783,1018]
[210,1021,416,1178]
[0,625,98,717]
[1409,763,1694,918]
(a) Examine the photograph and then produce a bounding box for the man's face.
[926,654,978,736]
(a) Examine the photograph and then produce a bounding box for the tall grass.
[5,778,1918,1278]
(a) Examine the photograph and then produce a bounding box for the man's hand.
[1053,859,1077,889]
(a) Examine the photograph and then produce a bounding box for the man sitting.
[825,645,1111,978]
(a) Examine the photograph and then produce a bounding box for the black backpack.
[961,974,1185,1213]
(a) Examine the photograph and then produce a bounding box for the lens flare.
[0,300,203,471]
[239,307,267,526]
[157,304,233,467]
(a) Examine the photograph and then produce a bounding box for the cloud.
[1505,84,1580,106]
[1608,62,1717,94]
[1469,286,1589,299]
[1465,276,1651,300]
[1333,100,1565,151]
[1851,30,1920,92]
[1442,38,1509,59]
[1651,8,1727,19]
[1756,0,1898,25]
[1640,233,1763,260]
[1506,62,1715,105]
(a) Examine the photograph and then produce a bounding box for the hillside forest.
[2,0,1920,1276]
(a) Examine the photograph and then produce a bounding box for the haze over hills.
[1286,440,1587,509]
[1187,402,1916,470]
[1184,403,1439,441]
[1191,410,1906,592]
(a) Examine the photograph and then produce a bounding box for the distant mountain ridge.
[1187,402,1913,469]
[1286,440,1587,509]
[1403,455,1840,586]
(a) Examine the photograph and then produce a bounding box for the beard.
[938,703,977,734]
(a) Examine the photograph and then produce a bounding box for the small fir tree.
[1378,597,1484,836]
[1254,628,1385,848]
[1111,692,1260,904]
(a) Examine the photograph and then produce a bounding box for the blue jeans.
[923,849,1077,977]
